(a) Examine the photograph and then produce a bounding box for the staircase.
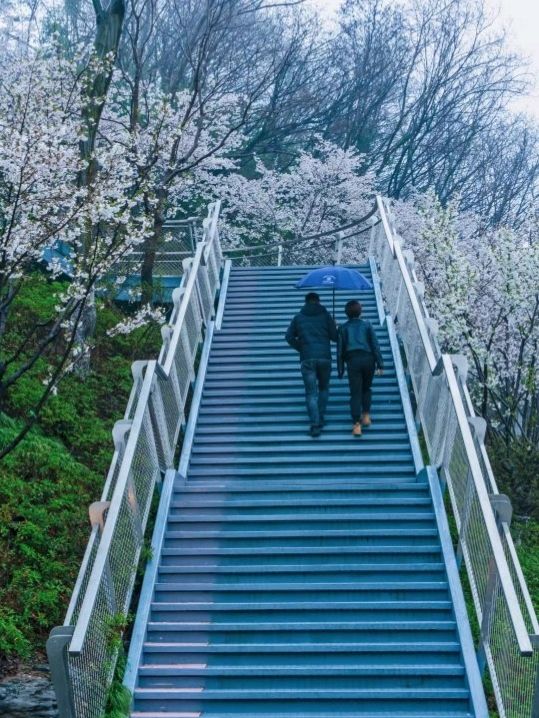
[129,264,484,718]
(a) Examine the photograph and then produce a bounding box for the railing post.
[46,626,76,718]
[89,501,110,532]
[277,244,283,267]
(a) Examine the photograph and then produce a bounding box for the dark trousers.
[300,358,332,427]
[346,351,375,423]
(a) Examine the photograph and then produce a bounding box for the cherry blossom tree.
[207,140,376,264]
[392,191,539,446]
[0,40,157,459]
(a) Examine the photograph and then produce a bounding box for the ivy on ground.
[0,277,161,671]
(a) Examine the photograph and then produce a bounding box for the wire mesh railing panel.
[205,241,220,296]
[111,221,199,285]
[148,378,174,470]
[130,411,161,523]
[421,372,451,467]
[48,202,223,718]
[107,492,141,613]
[195,264,214,325]
[157,368,184,460]
[488,597,539,718]
[223,249,281,267]
[65,527,101,627]
[69,572,116,718]
[183,296,203,364]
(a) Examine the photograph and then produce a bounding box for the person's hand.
[376,368,384,376]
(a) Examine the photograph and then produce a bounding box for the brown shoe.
[352,422,362,436]
[361,413,372,427]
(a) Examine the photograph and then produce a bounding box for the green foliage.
[0,416,102,659]
[137,540,154,578]
[489,437,539,521]
[0,277,161,667]
[0,608,32,659]
[104,613,133,654]
[102,650,131,718]
[514,519,539,615]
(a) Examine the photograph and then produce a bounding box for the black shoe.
[310,425,321,438]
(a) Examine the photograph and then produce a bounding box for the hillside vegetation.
[0,277,160,673]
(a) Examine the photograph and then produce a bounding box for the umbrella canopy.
[296,266,372,291]
[296,266,372,317]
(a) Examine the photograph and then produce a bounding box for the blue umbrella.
[296,266,372,316]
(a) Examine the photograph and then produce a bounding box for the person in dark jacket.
[338,299,384,436]
[285,292,338,437]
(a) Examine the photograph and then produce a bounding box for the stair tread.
[151,601,453,610]
[132,716,474,718]
[138,665,465,675]
[157,564,443,573]
[142,643,462,653]
[164,529,439,538]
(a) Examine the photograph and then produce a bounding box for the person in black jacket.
[338,299,384,436]
[285,292,338,437]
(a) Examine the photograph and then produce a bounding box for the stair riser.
[148,608,453,623]
[137,674,465,690]
[156,573,446,587]
[199,408,403,420]
[131,696,471,714]
[186,468,417,479]
[152,588,450,603]
[171,494,429,507]
[141,645,462,663]
[171,498,428,509]
[166,509,434,522]
[194,417,406,428]
[172,485,428,499]
[163,536,440,550]
[163,525,436,539]
[159,553,442,568]
[144,628,457,644]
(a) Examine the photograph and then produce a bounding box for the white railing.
[370,195,539,718]
[221,222,373,268]
[46,201,223,718]
[113,217,201,286]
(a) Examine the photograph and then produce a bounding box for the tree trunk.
[140,193,166,305]
[74,0,125,378]
[73,289,96,376]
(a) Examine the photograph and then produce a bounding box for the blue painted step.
[129,264,483,718]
